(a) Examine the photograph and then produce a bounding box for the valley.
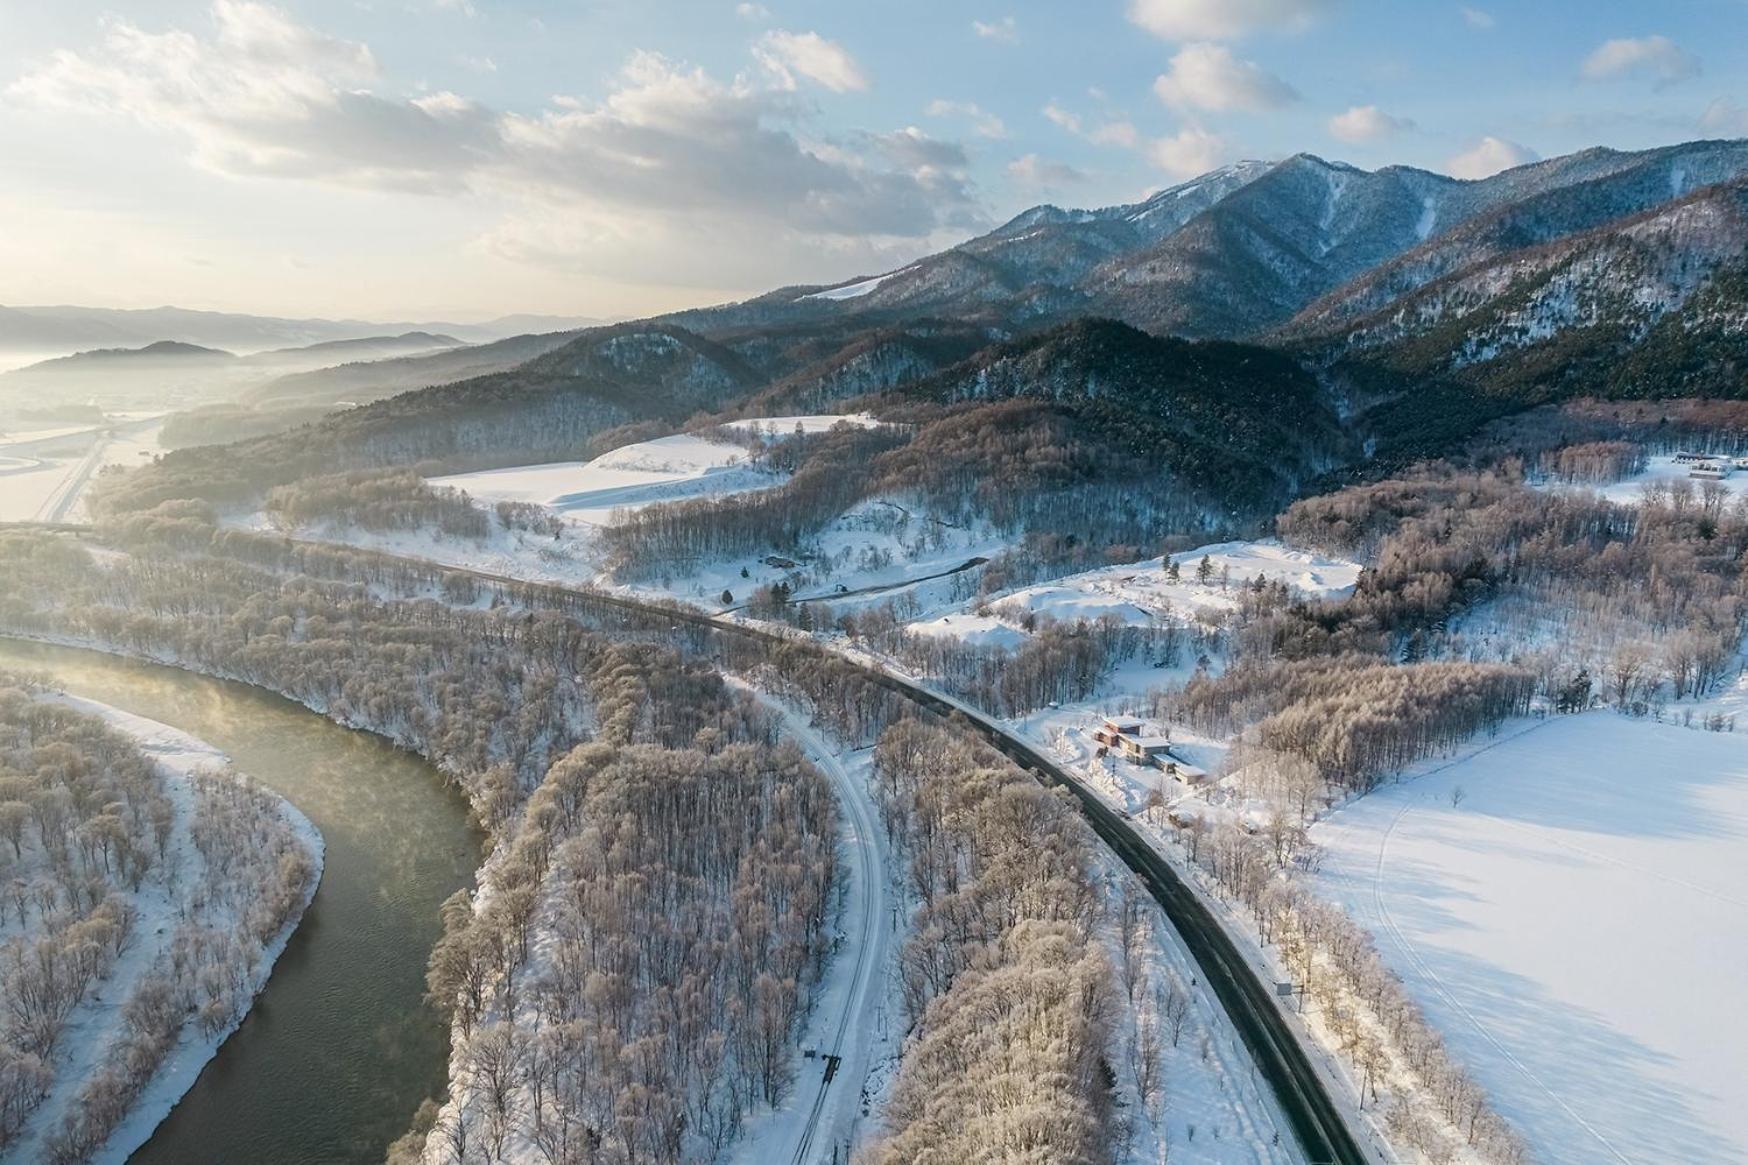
[3,55,1748,1163]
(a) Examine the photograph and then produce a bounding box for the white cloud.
[1153,43,1297,112]
[734,3,771,19]
[1043,103,1082,134]
[754,30,869,93]
[1581,36,1700,88]
[459,54,497,73]
[1127,0,1333,40]
[1445,136,1538,180]
[1043,102,1140,150]
[1700,97,1748,135]
[926,98,1008,138]
[1328,103,1415,143]
[1007,153,1085,187]
[972,16,1018,44]
[1091,121,1140,148]
[1149,125,1226,178]
[1460,6,1495,30]
[9,3,977,288]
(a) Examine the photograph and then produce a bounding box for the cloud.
[867,126,970,173]
[11,0,485,191]
[1149,125,1226,178]
[926,98,1008,138]
[1091,121,1139,148]
[1700,97,1748,135]
[754,30,870,92]
[1127,0,1333,40]
[972,16,1018,44]
[1043,102,1140,150]
[1328,103,1415,143]
[1445,136,1538,179]
[1007,153,1085,187]
[1460,6,1494,29]
[1043,103,1082,134]
[734,2,771,19]
[1581,36,1700,88]
[1153,43,1297,112]
[9,3,977,287]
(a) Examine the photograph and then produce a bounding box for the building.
[1161,756,1208,784]
[1092,717,1203,777]
[1690,460,1733,480]
[1119,733,1174,765]
[1092,717,1144,748]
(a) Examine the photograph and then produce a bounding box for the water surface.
[0,639,479,1165]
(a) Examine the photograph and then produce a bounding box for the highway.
[2,522,1370,1165]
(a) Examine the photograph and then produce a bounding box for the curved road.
[1,525,1369,1165]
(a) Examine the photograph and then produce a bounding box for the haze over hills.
[0,303,606,362]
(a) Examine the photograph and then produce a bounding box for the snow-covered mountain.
[674,140,1748,344]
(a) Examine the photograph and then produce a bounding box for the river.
[0,639,480,1165]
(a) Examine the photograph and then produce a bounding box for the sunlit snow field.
[1312,713,1748,1163]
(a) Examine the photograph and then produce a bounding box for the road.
[751,699,889,1165]
[4,524,1370,1165]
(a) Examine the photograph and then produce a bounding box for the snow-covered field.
[1314,713,1748,1164]
[0,416,165,523]
[905,539,1361,649]
[3,694,322,1165]
[431,432,781,527]
[1539,454,1748,506]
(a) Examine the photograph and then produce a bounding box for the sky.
[1,0,1745,323]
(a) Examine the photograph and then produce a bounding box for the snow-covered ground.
[904,539,1361,650]
[0,415,165,523]
[2,693,322,1165]
[291,418,1006,614]
[431,432,781,528]
[1314,712,1748,1164]
[1538,454,1748,506]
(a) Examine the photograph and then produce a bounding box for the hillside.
[1302,177,1748,455]
[100,323,768,513]
[243,329,579,408]
[878,318,1347,510]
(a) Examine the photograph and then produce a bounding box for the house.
[1092,717,1144,748]
[1119,733,1174,765]
[1092,717,1187,770]
[1690,460,1732,480]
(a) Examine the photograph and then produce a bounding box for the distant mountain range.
[102,136,1748,523]
[0,304,606,358]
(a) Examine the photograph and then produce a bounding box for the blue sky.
[2,0,1744,321]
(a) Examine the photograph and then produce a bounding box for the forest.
[0,684,316,1164]
[0,532,850,1165]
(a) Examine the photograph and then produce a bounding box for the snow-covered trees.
[1160,657,1535,790]
[0,686,317,1163]
[435,741,838,1162]
[265,469,489,539]
[861,718,1115,1164]
[0,533,853,1164]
